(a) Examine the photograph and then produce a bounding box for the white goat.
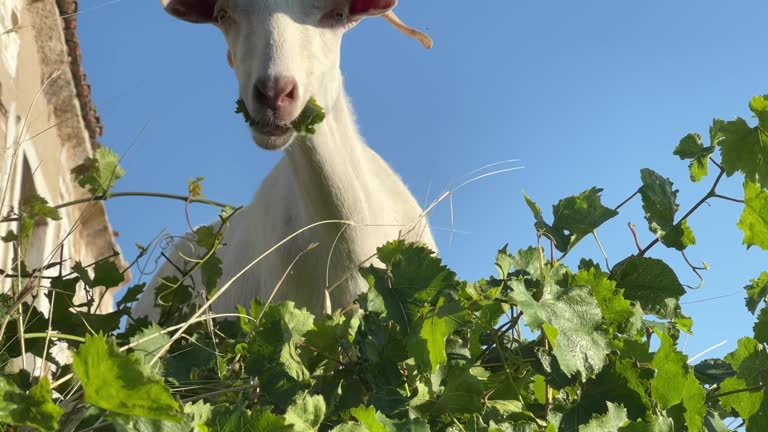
[132,0,437,320]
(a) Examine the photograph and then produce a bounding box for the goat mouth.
[252,122,292,137]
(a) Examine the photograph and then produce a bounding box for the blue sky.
[77,0,767,359]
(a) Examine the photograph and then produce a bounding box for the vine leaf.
[579,402,628,431]
[693,358,736,386]
[673,132,715,182]
[550,187,619,246]
[639,168,696,251]
[755,307,768,344]
[508,279,609,377]
[718,95,768,190]
[717,337,768,428]
[745,272,768,314]
[737,180,768,251]
[284,393,326,432]
[72,333,182,422]
[349,406,387,432]
[363,240,456,336]
[0,377,63,432]
[188,176,205,198]
[651,332,689,409]
[523,193,570,252]
[71,146,125,195]
[572,268,642,335]
[609,256,685,320]
[20,193,61,221]
[292,97,326,135]
[407,299,471,372]
[523,188,618,253]
[244,302,314,407]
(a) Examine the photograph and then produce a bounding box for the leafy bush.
[0,96,767,431]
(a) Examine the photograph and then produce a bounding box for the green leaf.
[194,225,219,250]
[235,98,255,126]
[245,302,314,407]
[638,168,696,250]
[619,415,675,432]
[117,283,147,310]
[551,187,619,243]
[349,406,387,432]
[92,260,125,289]
[576,357,652,421]
[407,300,471,372]
[363,240,456,335]
[437,368,485,415]
[130,324,170,376]
[702,410,731,432]
[303,309,362,373]
[292,97,326,135]
[1,229,18,242]
[755,307,768,344]
[745,272,768,314]
[523,193,570,252]
[200,253,223,294]
[47,276,124,335]
[71,146,126,195]
[737,180,768,250]
[572,268,642,335]
[673,133,715,182]
[211,405,290,432]
[693,358,736,386]
[579,402,628,432]
[188,176,205,198]
[0,377,63,432]
[375,414,430,432]
[609,256,686,320]
[285,393,326,432]
[508,279,609,377]
[72,333,182,421]
[651,332,690,409]
[681,372,706,432]
[20,193,61,221]
[718,337,768,425]
[718,96,768,189]
[184,401,213,432]
[718,95,768,189]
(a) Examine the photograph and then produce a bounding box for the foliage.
[1,95,768,431]
[235,97,326,135]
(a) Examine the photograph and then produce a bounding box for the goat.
[132,0,437,321]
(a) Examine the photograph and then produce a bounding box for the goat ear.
[349,0,397,18]
[160,0,216,23]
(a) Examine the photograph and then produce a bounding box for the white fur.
[132,0,435,320]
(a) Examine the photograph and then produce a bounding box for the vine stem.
[0,191,232,223]
[638,168,727,257]
[707,383,765,400]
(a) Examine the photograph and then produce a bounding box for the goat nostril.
[276,79,298,107]
[254,77,298,113]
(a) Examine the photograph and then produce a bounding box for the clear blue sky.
[77,1,767,360]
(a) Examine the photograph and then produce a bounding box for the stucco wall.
[0,0,127,317]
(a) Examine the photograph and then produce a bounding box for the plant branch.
[639,168,727,257]
[708,383,765,400]
[0,191,233,223]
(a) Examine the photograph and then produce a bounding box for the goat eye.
[215,9,230,25]
[321,8,348,27]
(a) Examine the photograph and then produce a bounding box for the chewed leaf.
[292,97,326,135]
[234,97,326,135]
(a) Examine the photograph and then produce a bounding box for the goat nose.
[254,77,298,115]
